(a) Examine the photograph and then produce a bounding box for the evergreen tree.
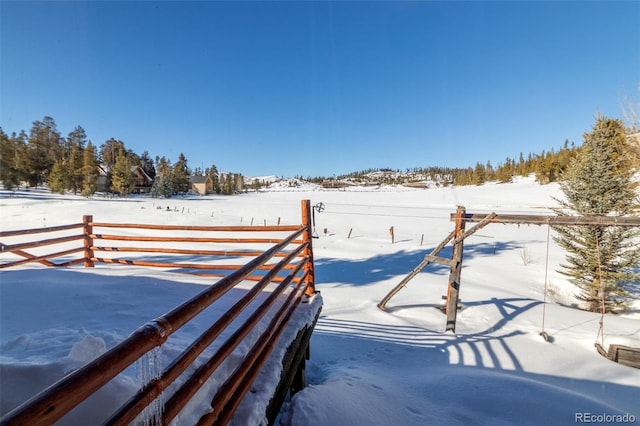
[64,126,88,194]
[516,152,528,176]
[535,151,556,184]
[222,173,234,195]
[234,173,244,192]
[110,147,135,195]
[100,138,121,190]
[207,165,221,194]
[140,151,156,181]
[82,142,99,196]
[66,126,87,156]
[67,145,84,194]
[14,131,28,184]
[472,162,486,185]
[151,156,173,198]
[0,129,23,190]
[172,153,190,194]
[485,161,496,181]
[25,117,62,187]
[48,161,67,194]
[495,157,515,183]
[553,116,640,313]
[252,178,262,191]
[100,138,125,169]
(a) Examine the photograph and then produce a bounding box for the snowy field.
[1,177,639,425]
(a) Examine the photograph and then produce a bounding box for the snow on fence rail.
[0,200,320,425]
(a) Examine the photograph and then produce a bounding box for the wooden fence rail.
[0,200,320,425]
[0,222,86,268]
[1,214,308,279]
[450,212,640,226]
[380,208,640,333]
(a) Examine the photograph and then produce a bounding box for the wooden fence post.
[301,200,315,296]
[83,215,94,268]
[445,206,466,332]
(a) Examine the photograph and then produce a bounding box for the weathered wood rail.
[379,207,640,334]
[596,344,640,369]
[0,200,321,425]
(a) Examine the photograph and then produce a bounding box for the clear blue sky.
[1,1,639,178]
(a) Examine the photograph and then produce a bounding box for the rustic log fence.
[0,200,320,425]
[379,207,640,335]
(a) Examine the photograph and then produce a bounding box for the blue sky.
[1,1,639,178]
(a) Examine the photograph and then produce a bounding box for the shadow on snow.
[314,240,532,286]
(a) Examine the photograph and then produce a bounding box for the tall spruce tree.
[67,145,84,194]
[140,151,156,181]
[222,173,234,195]
[26,117,62,187]
[151,156,173,198]
[110,147,135,195]
[0,129,22,190]
[172,153,190,194]
[48,161,68,194]
[207,165,221,194]
[553,116,640,313]
[82,142,99,196]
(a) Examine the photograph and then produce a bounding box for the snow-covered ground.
[1,177,639,425]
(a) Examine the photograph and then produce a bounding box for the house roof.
[189,175,211,184]
[130,165,153,183]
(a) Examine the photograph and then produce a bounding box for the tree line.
[0,116,241,197]
[306,140,580,187]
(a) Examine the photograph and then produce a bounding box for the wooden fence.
[0,200,320,425]
[379,207,640,333]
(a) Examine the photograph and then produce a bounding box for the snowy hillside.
[1,177,639,425]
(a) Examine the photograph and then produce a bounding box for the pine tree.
[67,145,84,194]
[25,117,62,187]
[222,173,234,195]
[82,142,99,196]
[110,147,135,195]
[100,138,126,191]
[207,165,220,194]
[234,173,244,192]
[100,138,125,169]
[472,162,486,185]
[151,156,173,198]
[553,116,640,313]
[172,153,190,194]
[48,161,67,194]
[140,151,156,181]
[66,126,87,154]
[0,129,23,190]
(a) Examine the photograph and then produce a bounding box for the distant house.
[321,180,352,189]
[189,175,213,195]
[96,165,109,192]
[95,165,153,194]
[131,166,153,194]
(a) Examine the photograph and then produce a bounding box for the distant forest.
[299,140,580,187]
[0,115,598,195]
[0,116,238,196]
